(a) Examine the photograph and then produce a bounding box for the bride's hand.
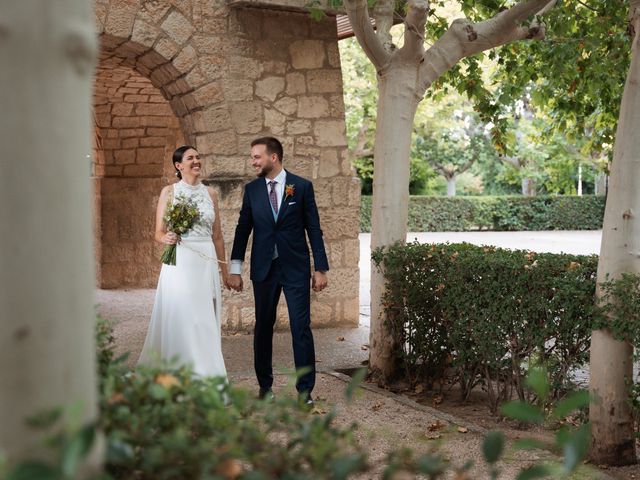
[163,232,180,245]
[221,270,230,289]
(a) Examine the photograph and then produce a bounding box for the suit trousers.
[252,258,315,394]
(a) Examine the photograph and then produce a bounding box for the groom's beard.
[256,165,272,178]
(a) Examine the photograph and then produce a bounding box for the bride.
[138,146,228,378]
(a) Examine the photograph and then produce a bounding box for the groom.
[227,136,329,406]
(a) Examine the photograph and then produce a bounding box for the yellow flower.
[155,373,181,389]
[217,459,243,479]
[107,393,126,405]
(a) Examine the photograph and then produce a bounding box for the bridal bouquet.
[160,194,201,266]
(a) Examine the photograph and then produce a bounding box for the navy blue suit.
[231,170,329,394]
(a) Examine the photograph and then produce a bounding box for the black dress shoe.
[298,392,314,409]
[258,388,274,401]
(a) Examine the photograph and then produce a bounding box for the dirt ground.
[228,371,618,480]
[389,382,640,480]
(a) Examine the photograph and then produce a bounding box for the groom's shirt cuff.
[230,260,243,275]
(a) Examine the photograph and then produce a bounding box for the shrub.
[97,324,366,479]
[374,242,598,413]
[360,195,605,232]
[1,319,597,479]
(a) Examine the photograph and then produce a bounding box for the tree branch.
[427,160,455,179]
[500,155,524,168]
[351,147,374,159]
[416,0,556,93]
[373,0,395,54]
[399,0,429,60]
[575,0,597,13]
[457,158,475,175]
[344,0,391,70]
[348,120,374,160]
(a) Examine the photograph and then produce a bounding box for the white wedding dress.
[138,180,227,378]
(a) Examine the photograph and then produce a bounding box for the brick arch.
[97,32,198,141]
[91,10,237,288]
[93,40,188,288]
[92,0,234,287]
[94,3,234,153]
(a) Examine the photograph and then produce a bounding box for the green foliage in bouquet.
[160,194,200,266]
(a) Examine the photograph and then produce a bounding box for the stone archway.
[93,59,184,288]
[92,0,361,330]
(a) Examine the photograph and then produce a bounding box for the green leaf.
[482,431,505,464]
[106,438,135,465]
[345,368,367,402]
[25,408,63,429]
[416,454,445,475]
[525,367,549,402]
[149,384,169,400]
[551,390,590,420]
[6,461,61,480]
[516,464,551,480]
[513,438,548,451]
[308,7,325,21]
[329,454,366,479]
[563,423,590,473]
[500,401,544,424]
[61,425,96,477]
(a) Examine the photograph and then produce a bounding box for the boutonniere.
[284,184,295,200]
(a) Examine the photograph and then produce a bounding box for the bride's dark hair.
[173,145,196,180]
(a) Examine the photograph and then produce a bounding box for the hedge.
[374,242,599,413]
[360,195,605,232]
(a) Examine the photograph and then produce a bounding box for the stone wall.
[93,0,360,329]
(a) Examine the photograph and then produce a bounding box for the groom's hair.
[252,137,283,163]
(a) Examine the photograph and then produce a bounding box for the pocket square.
[288,201,296,205]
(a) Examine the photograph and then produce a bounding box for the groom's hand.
[227,274,243,292]
[312,271,328,292]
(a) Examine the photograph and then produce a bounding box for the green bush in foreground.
[2,320,596,479]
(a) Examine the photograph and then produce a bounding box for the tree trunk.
[0,0,100,468]
[369,66,419,382]
[521,177,536,196]
[595,172,608,196]
[588,1,640,466]
[577,163,583,196]
[446,176,456,196]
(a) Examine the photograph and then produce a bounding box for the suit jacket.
[231,170,329,284]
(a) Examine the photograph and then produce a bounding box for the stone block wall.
[93,0,360,329]
[216,7,361,330]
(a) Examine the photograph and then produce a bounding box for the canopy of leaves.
[427,0,629,156]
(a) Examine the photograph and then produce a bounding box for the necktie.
[268,180,278,215]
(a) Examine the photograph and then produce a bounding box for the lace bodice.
[173,181,214,238]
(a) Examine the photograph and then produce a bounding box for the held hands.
[227,273,243,292]
[312,271,328,293]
